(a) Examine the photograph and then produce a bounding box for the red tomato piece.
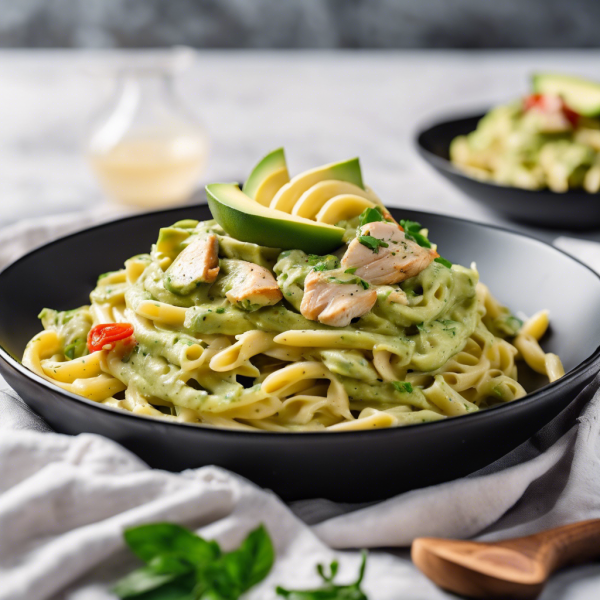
[523,93,579,126]
[523,93,545,111]
[87,323,134,352]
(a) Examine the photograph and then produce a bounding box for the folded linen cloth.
[2,213,600,600]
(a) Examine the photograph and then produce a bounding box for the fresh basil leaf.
[359,207,385,227]
[235,524,275,589]
[317,560,338,583]
[197,561,241,600]
[207,525,274,596]
[134,575,198,600]
[124,523,220,567]
[116,523,275,600]
[392,381,413,394]
[148,555,195,575]
[434,257,452,268]
[276,552,369,600]
[358,235,389,254]
[112,566,186,598]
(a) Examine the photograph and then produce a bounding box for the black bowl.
[1,205,600,502]
[416,112,600,230]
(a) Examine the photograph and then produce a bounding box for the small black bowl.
[416,112,600,230]
[1,204,600,501]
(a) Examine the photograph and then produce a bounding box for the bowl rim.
[1,203,599,439]
[414,109,600,197]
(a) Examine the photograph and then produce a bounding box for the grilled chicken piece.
[165,234,220,294]
[385,288,409,305]
[342,221,437,285]
[225,261,283,310]
[300,271,377,327]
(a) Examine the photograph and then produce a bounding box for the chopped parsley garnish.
[359,235,389,253]
[392,381,413,393]
[307,254,338,272]
[312,263,333,272]
[400,219,432,249]
[434,256,452,268]
[327,276,370,289]
[345,267,357,274]
[216,307,226,314]
[64,341,79,360]
[359,206,386,226]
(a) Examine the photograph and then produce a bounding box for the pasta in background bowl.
[22,151,563,432]
[1,157,599,499]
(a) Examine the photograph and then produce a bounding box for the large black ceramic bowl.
[1,205,600,502]
[416,112,600,229]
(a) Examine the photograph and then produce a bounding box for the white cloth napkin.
[2,214,600,600]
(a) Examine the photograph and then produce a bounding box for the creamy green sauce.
[40,218,481,412]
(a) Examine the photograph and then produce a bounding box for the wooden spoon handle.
[534,519,600,572]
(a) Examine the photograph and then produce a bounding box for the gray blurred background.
[1,0,599,49]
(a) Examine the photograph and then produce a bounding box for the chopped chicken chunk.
[165,234,220,294]
[385,288,409,305]
[225,261,283,310]
[342,221,436,285]
[300,271,377,327]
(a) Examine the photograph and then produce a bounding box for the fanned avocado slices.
[270,157,365,213]
[206,183,345,254]
[242,147,290,206]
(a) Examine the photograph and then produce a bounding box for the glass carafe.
[87,59,208,208]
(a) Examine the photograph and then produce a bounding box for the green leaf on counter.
[276,551,369,600]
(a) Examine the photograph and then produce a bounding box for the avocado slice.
[206,183,344,254]
[315,194,376,224]
[156,226,191,259]
[292,180,379,219]
[533,73,600,117]
[242,147,290,206]
[270,157,365,213]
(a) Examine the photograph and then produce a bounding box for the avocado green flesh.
[270,157,365,213]
[242,147,289,199]
[206,183,344,254]
[328,158,364,189]
[533,73,600,116]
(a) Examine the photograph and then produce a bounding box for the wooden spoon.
[411,519,600,599]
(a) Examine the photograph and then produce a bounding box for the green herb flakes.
[358,235,389,253]
[434,257,452,268]
[392,381,413,393]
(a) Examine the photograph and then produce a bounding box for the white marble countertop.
[3,49,600,243]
